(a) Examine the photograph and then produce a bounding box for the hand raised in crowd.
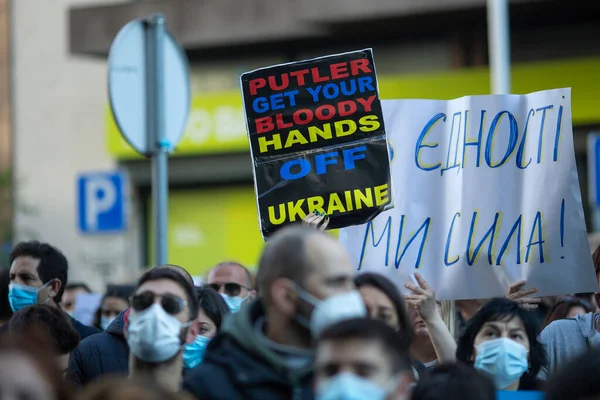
[506,280,541,310]
[302,211,330,231]
[404,272,439,323]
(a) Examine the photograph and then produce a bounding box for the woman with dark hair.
[456,298,547,391]
[92,284,134,330]
[541,296,592,331]
[183,286,230,370]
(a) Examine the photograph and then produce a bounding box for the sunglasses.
[207,282,250,297]
[130,291,187,315]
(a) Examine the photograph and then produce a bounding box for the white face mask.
[296,287,367,337]
[474,337,529,389]
[126,303,187,363]
[100,315,115,330]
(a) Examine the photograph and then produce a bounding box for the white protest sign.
[73,293,103,326]
[339,88,597,300]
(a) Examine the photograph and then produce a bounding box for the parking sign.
[77,172,128,233]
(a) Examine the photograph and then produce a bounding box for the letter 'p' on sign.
[77,172,128,234]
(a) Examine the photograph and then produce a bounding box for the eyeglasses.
[130,291,187,315]
[207,282,250,297]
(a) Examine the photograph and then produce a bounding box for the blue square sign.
[77,171,128,234]
[588,133,600,207]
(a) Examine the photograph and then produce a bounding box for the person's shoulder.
[183,362,236,399]
[540,316,582,338]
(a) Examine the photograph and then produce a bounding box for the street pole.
[147,14,169,265]
[487,0,511,94]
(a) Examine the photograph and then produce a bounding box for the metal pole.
[487,0,511,94]
[147,14,169,265]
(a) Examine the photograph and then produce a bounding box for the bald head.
[256,226,351,302]
[208,262,253,288]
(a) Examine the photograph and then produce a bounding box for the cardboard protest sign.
[339,89,598,300]
[240,49,393,238]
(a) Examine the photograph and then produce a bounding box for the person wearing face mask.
[183,226,367,400]
[206,261,256,313]
[91,284,133,330]
[456,298,547,392]
[126,267,200,392]
[60,283,92,318]
[67,264,195,387]
[0,241,100,339]
[314,318,414,400]
[182,286,230,370]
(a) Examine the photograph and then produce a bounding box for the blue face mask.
[474,337,529,389]
[100,316,115,330]
[183,335,211,369]
[220,293,246,313]
[316,372,388,400]
[8,281,51,312]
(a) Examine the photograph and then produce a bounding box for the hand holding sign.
[506,281,540,310]
[302,212,330,231]
[405,272,439,323]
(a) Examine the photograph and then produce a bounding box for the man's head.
[126,267,200,365]
[9,304,80,375]
[8,241,68,311]
[60,282,91,316]
[315,318,413,400]
[411,363,496,400]
[256,226,362,341]
[207,261,256,313]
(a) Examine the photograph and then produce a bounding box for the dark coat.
[67,309,129,386]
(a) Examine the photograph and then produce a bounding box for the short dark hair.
[546,347,600,400]
[0,268,13,321]
[65,282,91,293]
[9,304,80,355]
[155,264,194,287]
[213,261,254,288]
[354,272,413,347]
[194,286,230,330]
[256,226,325,302]
[319,318,412,374]
[9,241,69,303]
[104,283,135,301]
[411,363,496,400]
[456,298,547,389]
[136,268,199,320]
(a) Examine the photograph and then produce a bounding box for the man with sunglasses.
[126,267,200,392]
[67,264,195,387]
[183,226,366,400]
[0,241,100,339]
[207,261,256,313]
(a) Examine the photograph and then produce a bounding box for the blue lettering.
[315,151,338,175]
[466,211,501,266]
[462,110,485,168]
[485,111,518,168]
[252,97,269,114]
[516,109,535,169]
[554,105,563,162]
[322,83,340,100]
[496,215,522,265]
[280,159,311,180]
[415,113,445,171]
[395,216,431,269]
[358,217,392,270]
[444,212,460,266]
[441,112,462,175]
[536,105,553,164]
[358,76,375,92]
[526,211,545,264]
[306,86,322,102]
[343,146,366,170]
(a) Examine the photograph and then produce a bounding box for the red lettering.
[275,114,293,130]
[249,78,266,96]
[290,69,309,86]
[330,62,349,80]
[338,101,357,117]
[256,117,274,134]
[268,74,289,92]
[350,59,372,75]
[315,104,336,120]
[311,67,330,84]
[356,95,376,112]
[293,109,314,125]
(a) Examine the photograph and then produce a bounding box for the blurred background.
[0,0,599,289]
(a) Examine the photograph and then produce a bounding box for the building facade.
[10,0,600,284]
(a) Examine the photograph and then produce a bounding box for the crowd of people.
[1,219,600,399]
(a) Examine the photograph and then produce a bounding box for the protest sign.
[240,49,393,238]
[339,88,598,300]
[74,292,103,326]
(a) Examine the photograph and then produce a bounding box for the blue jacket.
[67,310,129,386]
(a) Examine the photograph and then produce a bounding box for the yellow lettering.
[307,196,325,214]
[374,183,389,206]
[354,188,374,209]
[344,190,354,212]
[308,124,333,142]
[258,134,282,153]
[327,193,346,214]
[359,115,380,132]
[284,130,308,148]
[335,119,357,137]
[287,199,306,222]
[268,204,286,225]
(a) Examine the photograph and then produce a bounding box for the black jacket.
[67,309,129,386]
[183,301,314,400]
